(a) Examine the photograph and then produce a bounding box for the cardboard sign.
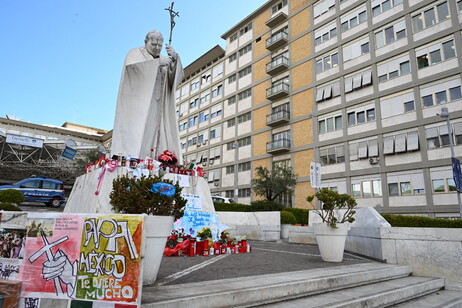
[182,194,203,211]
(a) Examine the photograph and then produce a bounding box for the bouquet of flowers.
[166,228,186,248]
[157,150,178,167]
[218,230,230,245]
[196,227,212,240]
[166,233,178,248]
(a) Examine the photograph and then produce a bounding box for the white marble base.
[64,168,215,214]
[216,211,280,241]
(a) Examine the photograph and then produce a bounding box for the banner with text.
[0,212,143,307]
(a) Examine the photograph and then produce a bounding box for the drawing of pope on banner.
[19,213,144,305]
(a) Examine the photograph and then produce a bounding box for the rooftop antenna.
[165,2,179,45]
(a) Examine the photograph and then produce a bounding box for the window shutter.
[358,141,368,158]
[345,76,353,93]
[383,136,394,154]
[349,143,358,161]
[395,134,406,153]
[324,84,332,99]
[407,131,419,151]
[316,87,324,102]
[353,73,362,89]
[368,139,379,157]
[362,70,372,86]
[426,127,438,138]
[332,81,341,97]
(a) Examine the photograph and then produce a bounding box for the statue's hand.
[160,56,172,67]
[165,44,178,61]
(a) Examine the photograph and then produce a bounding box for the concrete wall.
[346,227,462,290]
[216,211,280,241]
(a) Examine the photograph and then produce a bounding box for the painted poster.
[20,213,85,299]
[17,213,144,307]
[75,215,143,303]
[174,210,228,241]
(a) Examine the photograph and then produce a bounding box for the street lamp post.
[439,107,462,219]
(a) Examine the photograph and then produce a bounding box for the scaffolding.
[0,134,97,185]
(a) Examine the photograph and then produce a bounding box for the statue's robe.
[111,46,183,164]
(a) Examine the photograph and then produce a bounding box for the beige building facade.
[176,0,462,218]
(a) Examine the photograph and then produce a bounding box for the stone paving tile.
[155,241,370,286]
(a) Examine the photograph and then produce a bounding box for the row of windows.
[316,0,448,37]
[412,2,450,33]
[238,66,252,78]
[324,175,457,199]
[272,0,288,14]
[239,44,252,57]
[319,123,462,166]
[229,22,253,44]
[225,162,251,174]
[318,80,461,132]
[372,0,403,17]
[225,136,252,150]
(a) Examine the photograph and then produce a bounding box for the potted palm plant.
[110,174,186,285]
[306,189,356,262]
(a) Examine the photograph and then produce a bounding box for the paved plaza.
[155,240,370,286]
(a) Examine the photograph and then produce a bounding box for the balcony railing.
[266,30,288,51]
[266,55,289,75]
[266,83,289,100]
[266,110,290,127]
[267,138,291,154]
[266,11,288,28]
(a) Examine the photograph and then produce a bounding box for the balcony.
[266,83,289,100]
[266,55,289,75]
[266,30,288,51]
[267,138,291,154]
[266,12,288,28]
[266,110,290,127]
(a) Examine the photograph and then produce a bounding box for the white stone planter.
[313,223,350,262]
[142,215,174,285]
[281,224,291,239]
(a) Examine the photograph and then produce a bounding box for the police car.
[0,177,65,207]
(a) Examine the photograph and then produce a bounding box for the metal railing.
[266,138,291,152]
[266,110,290,124]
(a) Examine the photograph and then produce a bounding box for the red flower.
[157,149,178,166]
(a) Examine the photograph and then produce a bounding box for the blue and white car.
[0,177,65,207]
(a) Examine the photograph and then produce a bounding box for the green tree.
[251,165,297,202]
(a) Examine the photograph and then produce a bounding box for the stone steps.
[388,290,462,307]
[260,276,445,307]
[141,263,424,308]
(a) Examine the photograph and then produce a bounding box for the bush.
[214,202,251,212]
[0,202,21,211]
[282,208,309,225]
[280,211,297,225]
[0,189,25,204]
[382,214,462,228]
[110,175,186,220]
[249,200,284,212]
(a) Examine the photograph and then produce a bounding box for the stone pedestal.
[65,169,214,214]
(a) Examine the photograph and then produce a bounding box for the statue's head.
[145,30,164,58]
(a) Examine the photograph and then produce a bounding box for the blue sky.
[0,0,266,130]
